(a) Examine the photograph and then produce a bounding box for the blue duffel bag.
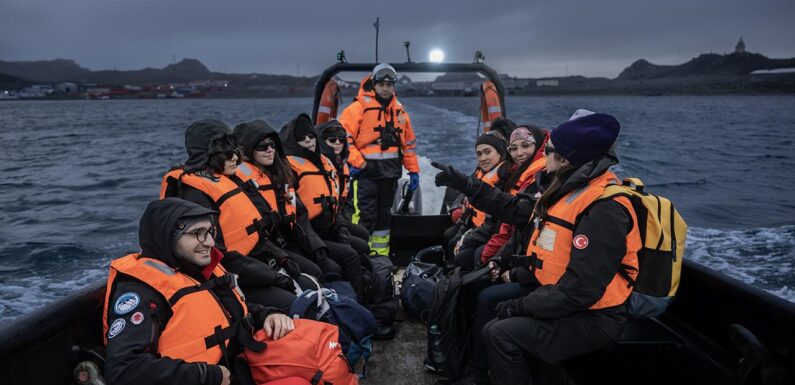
[400,246,445,320]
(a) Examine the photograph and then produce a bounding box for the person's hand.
[408,172,420,192]
[488,261,502,282]
[500,270,512,283]
[313,248,329,264]
[431,161,469,191]
[453,236,464,256]
[264,313,295,340]
[495,300,518,319]
[219,365,231,385]
[279,256,301,278]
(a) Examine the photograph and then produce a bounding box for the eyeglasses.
[184,226,217,243]
[544,145,556,156]
[324,136,345,144]
[297,133,316,142]
[254,141,275,152]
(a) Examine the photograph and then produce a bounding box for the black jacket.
[315,120,353,241]
[104,198,278,385]
[510,153,633,320]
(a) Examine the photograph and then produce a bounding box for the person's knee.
[484,319,517,352]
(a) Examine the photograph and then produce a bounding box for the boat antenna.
[473,51,485,64]
[404,41,412,63]
[373,17,380,62]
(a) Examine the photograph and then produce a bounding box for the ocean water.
[1,96,794,321]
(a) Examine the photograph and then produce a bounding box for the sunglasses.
[324,136,345,144]
[297,133,316,142]
[254,141,275,152]
[213,149,237,160]
[544,145,556,156]
[184,225,217,243]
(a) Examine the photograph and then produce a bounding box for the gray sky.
[1,0,793,78]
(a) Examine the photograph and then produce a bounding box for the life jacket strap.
[168,274,237,306]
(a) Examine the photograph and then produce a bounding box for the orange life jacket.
[480,81,503,132]
[103,254,247,364]
[339,162,350,203]
[287,154,340,221]
[508,157,547,195]
[525,171,641,310]
[339,76,419,173]
[160,169,268,256]
[237,161,297,230]
[462,164,502,228]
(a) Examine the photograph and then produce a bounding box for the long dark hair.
[258,153,296,187]
[533,162,578,219]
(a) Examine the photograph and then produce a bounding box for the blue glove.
[349,165,362,178]
[408,172,420,192]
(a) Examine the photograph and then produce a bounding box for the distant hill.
[0,59,90,83]
[0,72,31,90]
[618,52,795,80]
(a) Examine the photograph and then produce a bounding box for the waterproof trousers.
[324,239,366,299]
[483,308,627,385]
[352,177,397,256]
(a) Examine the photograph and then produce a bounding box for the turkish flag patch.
[572,234,589,249]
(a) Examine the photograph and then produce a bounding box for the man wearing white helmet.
[339,63,420,256]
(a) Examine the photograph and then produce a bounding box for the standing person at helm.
[339,63,421,256]
[103,198,294,385]
[482,111,641,385]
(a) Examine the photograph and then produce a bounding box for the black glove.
[336,226,351,244]
[279,256,301,279]
[431,161,470,191]
[313,248,329,264]
[274,274,296,291]
[495,299,521,319]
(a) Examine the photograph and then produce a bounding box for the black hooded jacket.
[184,120,234,173]
[506,153,633,326]
[280,114,344,238]
[104,198,278,385]
[233,119,326,255]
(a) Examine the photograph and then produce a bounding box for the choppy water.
[1,96,794,321]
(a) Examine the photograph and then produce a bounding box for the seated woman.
[103,198,294,385]
[446,125,547,271]
[233,118,341,289]
[443,131,506,262]
[316,119,371,256]
[280,114,365,299]
[160,119,318,306]
[483,111,641,385]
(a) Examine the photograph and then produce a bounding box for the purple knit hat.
[550,111,620,167]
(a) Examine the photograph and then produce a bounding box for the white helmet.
[372,63,397,84]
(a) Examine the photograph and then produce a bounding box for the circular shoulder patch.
[573,234,589,250]
[114,292,141,315]
[130,311,145,325]
[108,318,126,339]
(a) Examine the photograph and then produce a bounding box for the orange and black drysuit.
[482,154,642,385]
[103,199,275,385]
[280,114,365,297]
[339,76,420,255]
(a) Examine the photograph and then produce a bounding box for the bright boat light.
[429,49,445,63]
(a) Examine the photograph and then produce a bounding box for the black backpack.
[424,266,489,379]
[401,246,444,320]
[362,254,399,328]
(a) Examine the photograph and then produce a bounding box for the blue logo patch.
[114,292,140,315]
[108,318,126,339]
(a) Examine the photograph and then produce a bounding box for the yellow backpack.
[598,177,687,318]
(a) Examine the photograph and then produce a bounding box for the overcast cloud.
[1,0,793,78]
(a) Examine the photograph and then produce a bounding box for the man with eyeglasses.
[339,63,421,256]
[103,198,294,385]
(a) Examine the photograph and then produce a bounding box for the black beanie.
[293,115,314,139]
[475,133,507,158]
